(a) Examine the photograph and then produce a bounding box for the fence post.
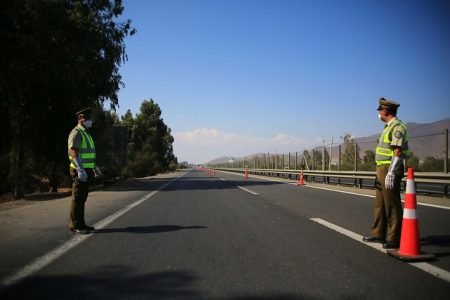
[338,144,341,171]
[445,129,448,173]
[312,150,315,170]
[322,145,325,171]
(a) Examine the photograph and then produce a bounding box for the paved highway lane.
[1,170,449,299]
[0,173,182,280]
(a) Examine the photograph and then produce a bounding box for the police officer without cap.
[67,108,96,234]
[363,98,410,249]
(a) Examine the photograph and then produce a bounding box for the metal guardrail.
[215,168,450,198]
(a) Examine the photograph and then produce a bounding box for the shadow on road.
[161,177,284,192]
[100,172,285,193]
[94,225,208,234]
[0,265,309,299]
[422,235,450,258]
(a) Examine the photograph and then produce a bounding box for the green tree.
[0,0,135,198]
[301,150,311,170]
[312,149,322,170]
[421,156,444,172]
[125,99,177,177]
[361,150,376,171]
[406,153,420,171]
[341,134,361,171]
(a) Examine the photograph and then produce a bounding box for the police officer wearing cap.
[363,98,410,249]
[67,108,96,234]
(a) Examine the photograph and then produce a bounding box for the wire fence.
[211,128,449,173]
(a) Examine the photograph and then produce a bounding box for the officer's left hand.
[385,173,395,190]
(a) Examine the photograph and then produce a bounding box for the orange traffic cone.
[387,168,434,261]
[244,169,248,179]
[298,169,305,185]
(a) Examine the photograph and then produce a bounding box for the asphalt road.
[1,170,449,299]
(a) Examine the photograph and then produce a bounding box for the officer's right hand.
[77,168,88,182]
[385,172,395,190]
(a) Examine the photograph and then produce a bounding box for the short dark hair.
[386,106,398,116]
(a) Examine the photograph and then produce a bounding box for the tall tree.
[406,152,420,171]
[302,150,311,170]
[0,0,135,198]
[361,150,376,171]
[125,99,177,177]
[341,134,361,171]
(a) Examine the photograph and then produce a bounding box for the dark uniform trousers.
[371,164,404,243]
[69,168,94,229]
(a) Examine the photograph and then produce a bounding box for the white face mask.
[378,114,383,122]
[84,120,93,128]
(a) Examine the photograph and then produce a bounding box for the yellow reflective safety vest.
[69,127,96,169]
[375,118,410,166]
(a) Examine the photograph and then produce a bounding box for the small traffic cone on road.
[244,169,248,179]
[298,169,305,186]
[387,168,435,261]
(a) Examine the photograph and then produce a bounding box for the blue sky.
[116,0,450,164]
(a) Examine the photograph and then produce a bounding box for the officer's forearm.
[70,148,83,171]
[388,155,402,173]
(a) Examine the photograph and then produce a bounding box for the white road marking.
[0,173,186,288]
[302,185,450,210]
[219,177,259,195]
[235,172,450,210]
[297,184,374,198]
[310,217,450,284]
[236,186,259,195]
[417,202,450,210]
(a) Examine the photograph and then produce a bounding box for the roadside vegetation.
[0,0,177,199]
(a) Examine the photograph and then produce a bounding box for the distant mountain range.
[206,118,450,165]
[356,118,450,160]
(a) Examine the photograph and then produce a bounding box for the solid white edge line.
[0,172,187,288]
[310,217,450,284]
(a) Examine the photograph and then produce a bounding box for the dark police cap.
[75,108,92,118]
[377,97,400,111]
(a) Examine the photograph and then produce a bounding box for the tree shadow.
[0,265,312,300]
[102,178,172,192]
[100,173,285,193]
[161,177,283,192]
[1,267,203,299]
[94,225,207,234]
